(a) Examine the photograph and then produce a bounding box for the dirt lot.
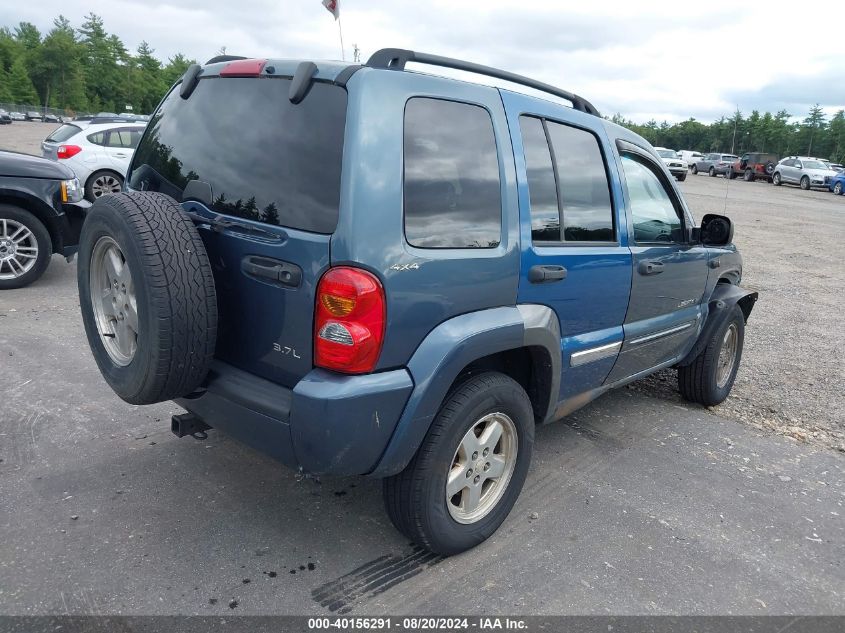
[0,120,61,154]
[631,174,845,452]
[0,129,843,615]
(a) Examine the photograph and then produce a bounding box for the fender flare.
[369,304,561,477]
[677,283,758,367]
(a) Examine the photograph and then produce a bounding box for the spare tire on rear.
[78,192,217,405]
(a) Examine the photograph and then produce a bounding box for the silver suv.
[772,156,838,190]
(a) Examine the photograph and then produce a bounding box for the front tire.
[383,372,534,555]
[834,182,843,195]
[773,172,782,186]
[691,164,699,175]
[709,167,716,177]
[678,305,745,406]
[0,204,52,290]
[676,172,687,182]
[744,169,754,181]
[800,176,810,190]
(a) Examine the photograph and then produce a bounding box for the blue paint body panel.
[157,58,755,478]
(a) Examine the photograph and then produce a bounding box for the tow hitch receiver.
[171,413,211,440]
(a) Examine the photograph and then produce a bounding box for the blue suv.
[76,49,757,555]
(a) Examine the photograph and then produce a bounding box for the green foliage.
[611,105,845,163]
[0,13,195,114]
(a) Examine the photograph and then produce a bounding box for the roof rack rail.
[366,48,601,117]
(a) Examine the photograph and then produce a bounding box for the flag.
[322,0,339,20]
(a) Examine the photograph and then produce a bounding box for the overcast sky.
[3,0,843,123]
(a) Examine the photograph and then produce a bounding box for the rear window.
[128,77,347,233]
[46,124,81,143]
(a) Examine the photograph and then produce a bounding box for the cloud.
[1,0,843,122]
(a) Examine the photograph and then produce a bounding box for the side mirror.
[700,213,733,246]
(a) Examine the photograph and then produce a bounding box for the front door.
[606,147,710,382]
[503,92,632,403]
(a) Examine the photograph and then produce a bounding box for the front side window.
[621,154,683,243]
[403,98,501,248]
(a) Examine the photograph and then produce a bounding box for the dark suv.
[76,49,758,555]
[727,152,779,182]
[0,150,86,289]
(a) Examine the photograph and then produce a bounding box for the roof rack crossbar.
[366,48,600,117]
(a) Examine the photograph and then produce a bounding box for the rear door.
[128,74,348,388]
[606,144,709,382]
[103,127,143,176]
[502,91,632,402]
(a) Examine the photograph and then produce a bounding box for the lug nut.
[483,462,490,471]
[483,448,489,457]
[472,451,478,460]
[466,469,473,477]
[473,475,481,484]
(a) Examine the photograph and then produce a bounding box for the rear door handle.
[528,264,567,283]
[241,256,302,288]
[638,260,664,276]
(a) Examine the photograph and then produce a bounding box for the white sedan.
[41,121,146,201]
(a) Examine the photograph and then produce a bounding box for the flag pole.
[337,17,346,61]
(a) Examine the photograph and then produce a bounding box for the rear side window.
[47,124,81,143]
[87,131,106,146]
[129,77,347,233]
[403,98,501,248]
[520,115,614,243]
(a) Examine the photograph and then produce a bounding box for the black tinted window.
[129,77,347,233]
[519,116,560,242]
[546,121,613,242]
[403,98,501,248]
[47,124,81,143]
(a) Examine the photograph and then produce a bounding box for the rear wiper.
[183,210,280,240]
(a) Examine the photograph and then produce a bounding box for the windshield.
[657,149,679,159]
[129,77,347,233]
[46,124,82,143]
[802,160,827,170]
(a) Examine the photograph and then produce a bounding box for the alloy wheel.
[92,174,122,198]
[89,236,138,366]
[0,218,38,280]
[446,412,518,524]
[716,323,739,389]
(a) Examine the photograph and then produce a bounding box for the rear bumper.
[175,360,414,476]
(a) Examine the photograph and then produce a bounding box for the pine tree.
[7,56,39,104]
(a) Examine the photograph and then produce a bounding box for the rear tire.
[0,205,52,290]
[676,172,687,182]
[383,372,534,555]
[800,176,810,190]
[85,170,124,202]
[727,170,736,180]
[744,169,754,181]
[691,164,699,175]
[77,192,217,404]
[709,167,716,177]
[678,305,745,407]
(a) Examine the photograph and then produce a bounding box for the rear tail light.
[57,144,81,159]
[315,267,385,374]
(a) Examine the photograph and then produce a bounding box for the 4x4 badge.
[389,263,420,272]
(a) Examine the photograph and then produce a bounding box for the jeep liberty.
[76,49,758,555]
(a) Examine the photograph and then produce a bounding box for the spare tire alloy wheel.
[78,192,217,405]
[89,236,137,366]
[765,162,775,175]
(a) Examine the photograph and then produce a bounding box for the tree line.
[610,105,845,163]
[0,14,194,114]
[2,14,843,163]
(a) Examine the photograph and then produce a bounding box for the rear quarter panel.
[332,68,521,370]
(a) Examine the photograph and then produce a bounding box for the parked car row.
[682,149,845,195]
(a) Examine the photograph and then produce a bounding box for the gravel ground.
[629,174,845,453]
[0,120,61,154]
[2,120,843,452]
